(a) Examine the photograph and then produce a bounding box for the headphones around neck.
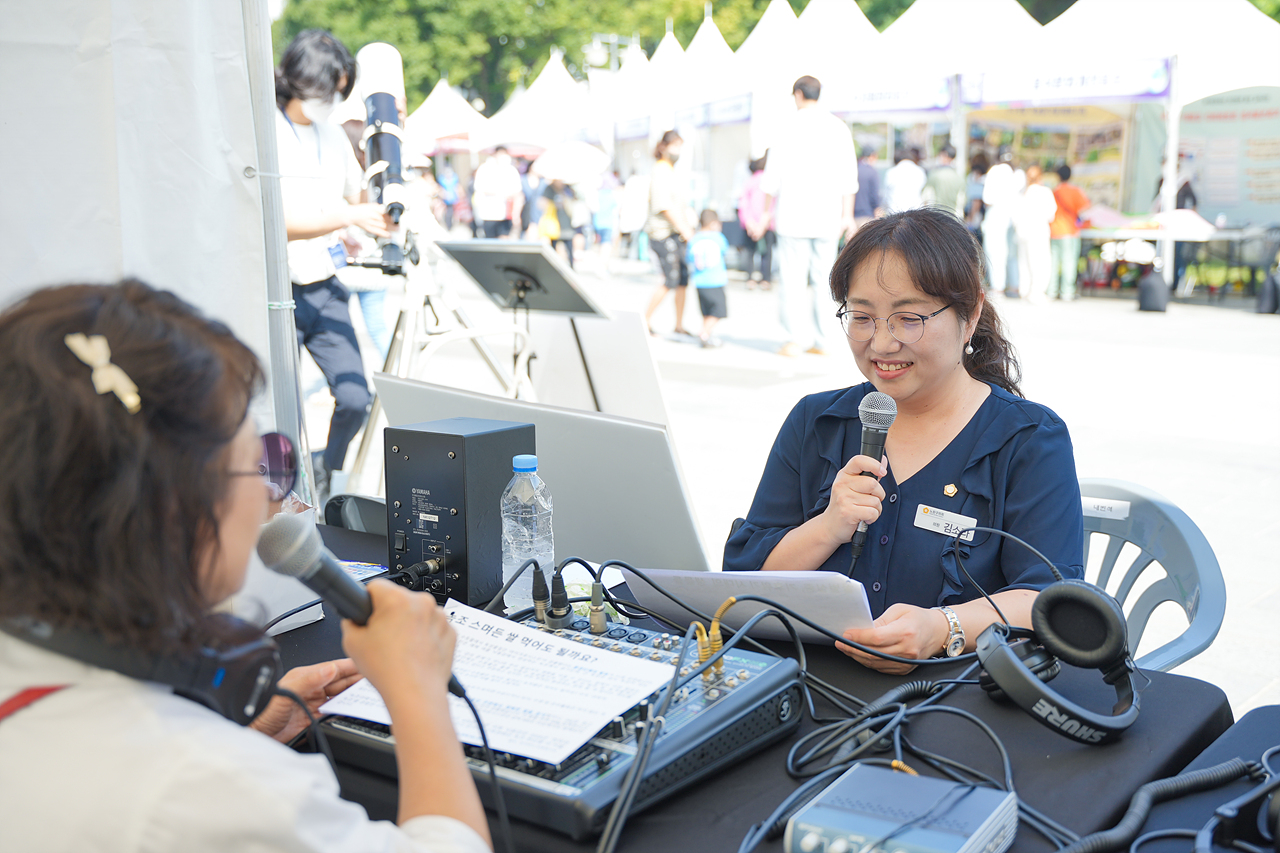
[976,578,1140,745]
[2,613,282,726]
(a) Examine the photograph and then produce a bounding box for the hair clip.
[63,333,142,414]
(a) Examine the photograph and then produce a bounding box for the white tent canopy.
[474,51,591,154]
[1042,0,1280,107]
[729,0,799,155]
[677,13,736,111]
[787,0,881,115]
[878,0,1044,77]
[403,78,489,156]
[642,30,687,140]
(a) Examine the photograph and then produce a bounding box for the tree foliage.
[273,0,1280,116]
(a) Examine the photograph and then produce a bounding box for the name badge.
[914,504,976,542]
[327,242,348,269]
[1082,497,1130,520]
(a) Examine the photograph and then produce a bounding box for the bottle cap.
[513,454,538,472]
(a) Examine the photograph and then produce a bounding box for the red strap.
[0,686,67,722]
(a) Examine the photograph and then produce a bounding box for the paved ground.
[304,241,1280,717]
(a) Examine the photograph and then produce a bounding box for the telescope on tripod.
[345,42,419,277]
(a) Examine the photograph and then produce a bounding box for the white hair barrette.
[64,333,142,414]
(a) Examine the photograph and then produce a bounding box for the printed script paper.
[320,600,674,764]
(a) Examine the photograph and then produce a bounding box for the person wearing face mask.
[725,209,1084,674]
[275,30,392,505]
[643,130,695,336]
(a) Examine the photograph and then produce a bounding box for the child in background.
[686,209,730,348]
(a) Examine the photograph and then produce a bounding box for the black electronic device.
[384,417,535,607]
[976,578,1139,745]
[320,617,803,839]
[0,614,281,726]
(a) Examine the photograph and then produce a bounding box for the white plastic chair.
[1079,478,1226,672]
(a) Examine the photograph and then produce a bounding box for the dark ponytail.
[829,207,1022,398]
[274,68,292,111]
[966,297,1022,397]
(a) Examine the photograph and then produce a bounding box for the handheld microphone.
[257,514,466,698]
[848,391,897,575]
[258,513,373,624]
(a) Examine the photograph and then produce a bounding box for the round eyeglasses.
[229,432,298,501]
[836,305,952,344]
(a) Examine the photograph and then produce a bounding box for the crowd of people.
[633,75,1096,359]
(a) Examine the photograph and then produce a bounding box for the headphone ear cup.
[1031,580,1129,670]
[980,637,1061,702]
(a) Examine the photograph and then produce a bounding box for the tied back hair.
[0,281,264,653]
[829,208,1023,397]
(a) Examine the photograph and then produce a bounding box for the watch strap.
[937,605,965,657]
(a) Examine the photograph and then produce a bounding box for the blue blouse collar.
[812,381,1043,602]
[811,381,1037,509]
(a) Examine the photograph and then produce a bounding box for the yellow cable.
[890,760,919,776]
[709,597,736,675]
[694,621,709,667]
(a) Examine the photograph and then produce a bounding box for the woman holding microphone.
[725,208,1084,673]
[0,281,489,852]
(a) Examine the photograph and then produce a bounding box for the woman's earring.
[965,340,974,355]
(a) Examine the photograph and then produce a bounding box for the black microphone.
[849,391,897,575]
[257,514,465,697]
[258,513,373,624]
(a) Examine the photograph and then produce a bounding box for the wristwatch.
[937,606,966,657]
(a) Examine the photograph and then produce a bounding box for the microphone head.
[256,514,322,581]
[858,391,897,430]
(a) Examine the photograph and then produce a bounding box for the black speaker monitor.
[384,418,535,606]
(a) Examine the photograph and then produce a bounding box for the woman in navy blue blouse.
[724,207,1083,673]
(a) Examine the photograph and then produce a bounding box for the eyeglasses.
[836,305,952,344]
[229,433,298,501]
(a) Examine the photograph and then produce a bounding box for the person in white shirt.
[0,281,492,853]
[882,147,927,214]
[750,76,858,357]
[471,147,524,238]
[275,30,392,502]
[1012,164,1058,304]
[981,150,1023,297]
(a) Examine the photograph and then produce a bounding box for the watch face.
[946,635,966,657]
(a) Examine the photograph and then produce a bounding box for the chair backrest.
[324,494,388,538]
[1078,478,1226,672]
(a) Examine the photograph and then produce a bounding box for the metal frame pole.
[240,0,316,506]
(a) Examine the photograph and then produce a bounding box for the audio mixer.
[322,617,802,839]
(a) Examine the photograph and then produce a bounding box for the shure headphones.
[1,613,282,726]
[975,578,1140,746]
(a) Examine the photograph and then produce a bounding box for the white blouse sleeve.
[141,730,490,853]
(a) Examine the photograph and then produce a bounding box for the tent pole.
[1159,56,1180,287]
[950,74,967,174]
[241,0,315,505]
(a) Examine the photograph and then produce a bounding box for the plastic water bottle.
[500,454,554,614]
